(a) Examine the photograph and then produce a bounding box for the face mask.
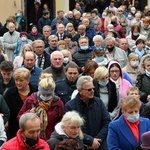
[40,94,53,101]
[111,21,116,25]
[80,46,88,50]
[25,137,39,147]
[96,56,104,63]
[21,37,27,41]
[98,80,109,87]
[133,33,139,36]
[17,13,21,17]
[107,47,114,52]
[130,61,139,68]
[102,15,106,19]
[127,114,139,123]
[145,69,150,77]
[63,57,69,64]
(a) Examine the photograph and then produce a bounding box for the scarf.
[35,99,52,139]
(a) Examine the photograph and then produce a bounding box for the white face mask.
[133,33,139,36]
[21,37,27,41]
[40,94,53,102]
[127,114,139,123]
[63,57,69,64]
[130,61,139,68]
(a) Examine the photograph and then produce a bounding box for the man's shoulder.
[42,66,52,73]
[2,137,18,149]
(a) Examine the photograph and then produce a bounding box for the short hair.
[76,76,93,90]
[19,113,40,131]
[128,52,139,61]
[127,86,140,95]
[0,61,14,71]
[13,68,30,81]
[55,139,81,150]
[131,25,140,33]
[42,25,51,31]
[94,66,109,80]
[78,36,89,44]
[63,34,72,40]
[120,95,141,113]
[83,60,98,75]
[135,39,145,45]
[48,35,58,41]
[43,10,49,16]
[105,37,116,43]
[50,50,64,60]
[65,62,79,72]
[32,39,44,48]
[39,73,55,90]
[57,10,64,14]
[93,35,103,42]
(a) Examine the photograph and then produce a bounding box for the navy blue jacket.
[65,94,110,149]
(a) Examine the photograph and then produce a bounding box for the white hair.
[93,35,103,42]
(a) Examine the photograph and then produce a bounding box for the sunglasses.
[82,87,95,92]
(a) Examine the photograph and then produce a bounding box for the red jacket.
[2,130,50,150]
[18,93,64,140]
[114,24,125,38]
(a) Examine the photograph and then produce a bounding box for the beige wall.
[55,0,69,15]
[0,0,21,24]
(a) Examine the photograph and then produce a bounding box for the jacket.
[47,122,83,150]
[42,65,65,82]
[18,93,64,140]
[65,94,110,150]
[0,95,10,124]
[2,130,50,150]
[28,32,42,41]
[136,73,150,103]
[107,115,150,150]
[4,84,37,140]
[3,31,20,62]
[72,48,92,67]
[55,78,77,104]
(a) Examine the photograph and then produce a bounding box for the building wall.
[55,0,69,14]
[0,0,21,24]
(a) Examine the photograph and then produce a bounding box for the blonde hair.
[128,52,139,61]
[65,23,75,31]
[94,66,109,80]
[120,95,141,113]
[61,111,84,139]
[13,68,30,81]
[127,86,140,95]
[20,44,33,56]
[57,40,68,49]
[39,73,55,90]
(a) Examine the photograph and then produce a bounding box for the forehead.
[25,54,35,59]
[83,81,93,88]
[106,40,114,44]
[79,39,88,42]
[52,53,63,59]
[35,41,44,46]
[110,66,119,70]
[67,67,78,72]
[25,119,40,130]
[43,27,50,31]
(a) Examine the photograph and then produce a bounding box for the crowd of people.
[0,0,150,149]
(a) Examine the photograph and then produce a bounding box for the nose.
[32,132,39,139]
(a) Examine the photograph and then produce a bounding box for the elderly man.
[119,38,131,56]
[72,36,92,68]
[2,113,50,150]
[32,39,50,69]
[3,22,20,62]
[23,51,42,86]
[45,35,59,55]
[105,37,128,67]
[40,25,51,48]
[42,51,65,82]
[55,62,79,104]
[65,76,110,150]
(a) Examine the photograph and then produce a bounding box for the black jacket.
[93,79,118,112]
[4,84,37,140]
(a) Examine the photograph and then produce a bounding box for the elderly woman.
[93,66,118,120]
[136,54,150,103]
[107,95,150,150]
[13,44,33,69]
[4,68,37,140]
[108,60,132,100]
[92,35,104,50]
[47,111,84,150]
[18,73,64,140]
[122,52,140,85]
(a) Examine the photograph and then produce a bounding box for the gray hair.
[50,50,64,60]
[76,76,93,90]
[105,37,116,43]
[93,35,103,42]
[48,35,58,41]
[19,113,40,131]
[32,39,44,48]
[42,25,51,31]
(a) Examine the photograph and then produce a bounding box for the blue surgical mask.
[80,46,88,50]
[40,94,53,101]
[98,80,109,87]
[127,114,139,123]
[96,56,104,63]
[146,69,150,77]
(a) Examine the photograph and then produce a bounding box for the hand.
[0,113,4,117]
[90,138,101,149]
[147,95,150,101]
[30,107,36,113]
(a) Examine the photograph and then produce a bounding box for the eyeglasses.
[82,87,95,92]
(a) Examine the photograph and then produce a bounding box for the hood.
[107,60,123,78]
[55,122,68,137]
